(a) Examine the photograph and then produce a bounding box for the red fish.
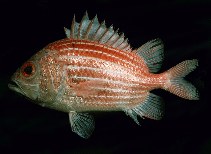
[8,12,199,138]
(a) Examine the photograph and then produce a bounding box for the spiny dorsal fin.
[64,27,70,38]
[99,25,114,44]
[70,15,79,39]
[87,15,100,40]
[112,33,125,48]
[78,12,90,39]
[64,12,132,52]
[93,20,107,41]
[135,38,164,73]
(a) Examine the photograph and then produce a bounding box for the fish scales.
[42,42,152,110]
[43,39,164,111]
[48,39,147,74]
[8,12,199,138]
[49,39,159,85]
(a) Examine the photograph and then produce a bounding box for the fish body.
[8,12,199,138]
[38,38,165,112]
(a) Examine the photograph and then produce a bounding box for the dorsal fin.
[78,12,90,39]
[64,12,132,52]
[70,15,79,39]
[93,20,107,41]
[135,38,164,73]
[64,27,70,38]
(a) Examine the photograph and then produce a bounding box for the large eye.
[21,62,36,77]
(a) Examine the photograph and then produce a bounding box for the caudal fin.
[164,59,199,100]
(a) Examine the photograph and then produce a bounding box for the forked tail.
[164,59,199,100]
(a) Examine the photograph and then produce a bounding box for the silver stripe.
[58,54,145,79]
[59,56,152,89]
[74,76,139,87]
[67,65,138,82]
[90,86,131,93]
[58,41,133,57]
[58,42,141,70]
[88,95,145,99]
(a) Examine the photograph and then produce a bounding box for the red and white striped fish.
[8,12,199,138]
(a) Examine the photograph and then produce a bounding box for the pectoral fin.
[69,112,95,139]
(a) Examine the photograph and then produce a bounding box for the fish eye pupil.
[24,65,32,75]
[21,62,35,77]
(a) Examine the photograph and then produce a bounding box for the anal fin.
[124,93,164,125]
[69,112,95,139]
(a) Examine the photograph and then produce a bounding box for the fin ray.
[64,27,70,38]
[67,12,132,51]
[164,59,199,100]
[93,20,107,41]
[112,33,125,48]
[136,38,164,73]
[69,112,95,139]
[99,25,114,44]
[87,15,100,40]
[124,93,164,124]
[106,28,119,45]
[78,12,90,39]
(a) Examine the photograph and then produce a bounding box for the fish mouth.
[8,80,25,96]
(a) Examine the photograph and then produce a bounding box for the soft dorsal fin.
[64,12,132,52]
[135,38,164,73]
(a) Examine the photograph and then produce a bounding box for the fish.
[8,12,199,139]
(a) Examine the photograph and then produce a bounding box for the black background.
[1,0,210,153]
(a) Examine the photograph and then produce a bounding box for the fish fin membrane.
[69,112,95,139]
[64,12,132,52]
[64,27,70,38]
[135,38,164,73]
[165,59,199,100]
[125,93,164,125]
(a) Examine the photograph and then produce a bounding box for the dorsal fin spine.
[98,24,111,42]
[99,25,114,44]
[124,44,131,51]
[67,12,132,52]
[106,28,119,45]
[88,15,100,40]
[112,33,124,48]
[70,15,76,39]
[64,27,70,38]
[118,38,129,50]
[78,12,90,39]
[110,31,122,46]
[117,36,127,49]
[93,20,106,41]
[84,16,94,39]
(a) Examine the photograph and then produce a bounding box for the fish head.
[8,58,41,101]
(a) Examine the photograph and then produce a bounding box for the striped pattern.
[47,39,149,74]
[9,12,200,139]
[45,39,165,111]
